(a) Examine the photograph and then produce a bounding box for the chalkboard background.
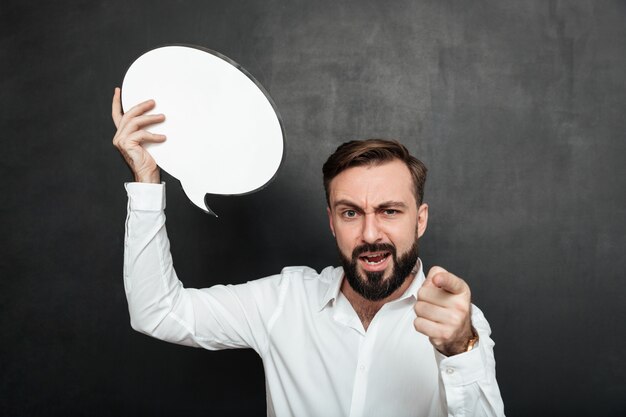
[2,1,625,416]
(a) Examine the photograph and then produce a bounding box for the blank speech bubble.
[121,45,284,216]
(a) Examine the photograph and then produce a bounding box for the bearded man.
[112,89,505,416]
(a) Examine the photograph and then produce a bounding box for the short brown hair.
[322,139,428,206]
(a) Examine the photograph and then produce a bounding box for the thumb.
[112,87,123,129]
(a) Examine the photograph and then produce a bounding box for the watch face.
[466,335,478,352]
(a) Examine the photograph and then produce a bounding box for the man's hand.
[413,266,475,356]
[111,87,166,183]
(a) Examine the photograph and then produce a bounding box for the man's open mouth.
[359,252,391,265]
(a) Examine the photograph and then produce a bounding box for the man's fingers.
[113,114,166,148]
[433,273,467,295]
[112,89,159,130]
[110,89,163,183]
[123,130,166,146]
[125,98,156,117]
[426,266,447,281]
[426,266,467,295]
[413,317,443,339]
[121,113,166,134]
[414,301,456,324]
[112,87,122,128]
[117,98,158,130]
[417,266,473,355]
[417,285,452,308]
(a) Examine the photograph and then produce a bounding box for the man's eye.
[343,210,357,218]
[383,209,398,216]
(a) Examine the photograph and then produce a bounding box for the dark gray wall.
[2,0,625,415]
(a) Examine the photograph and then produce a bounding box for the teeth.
[362,253,388,265]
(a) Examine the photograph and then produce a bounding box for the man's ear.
[327,207,336,237]
[417,203,428,238]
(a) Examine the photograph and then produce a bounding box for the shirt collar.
[317,258,425,311]
[318,267,345,311]
[397,258,425,302]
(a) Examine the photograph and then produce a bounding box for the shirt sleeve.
[123,182,272,354]
[433,305,506,417]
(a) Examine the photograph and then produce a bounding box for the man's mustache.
[351,243,397,259]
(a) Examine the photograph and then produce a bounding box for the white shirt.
[123,183,505,417]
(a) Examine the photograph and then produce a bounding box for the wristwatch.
[465,327,479,352]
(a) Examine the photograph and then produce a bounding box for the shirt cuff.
[125,182,166,211]
[434,343,487,386]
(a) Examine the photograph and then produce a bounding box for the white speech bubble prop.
[121,45,284,216]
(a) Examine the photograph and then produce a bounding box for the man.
[112,88,505,416]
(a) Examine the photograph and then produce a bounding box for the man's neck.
[340,274,416,331]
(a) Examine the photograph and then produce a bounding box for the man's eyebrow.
[333,199,362,210]
[332,200,408,210]
[377,201,408,209]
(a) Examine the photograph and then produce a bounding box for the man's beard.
[339,239,419,301]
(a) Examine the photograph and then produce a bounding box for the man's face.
[327,159,428,301]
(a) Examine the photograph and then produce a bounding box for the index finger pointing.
[432,271,467,295]
[427,267,466,294]
[426,266,448,281]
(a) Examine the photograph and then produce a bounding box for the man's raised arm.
[111,88,271,353]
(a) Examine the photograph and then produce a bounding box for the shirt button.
[359,365,366,372]
[446,368,455,375]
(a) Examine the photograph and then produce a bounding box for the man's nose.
[361,213,383,243]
